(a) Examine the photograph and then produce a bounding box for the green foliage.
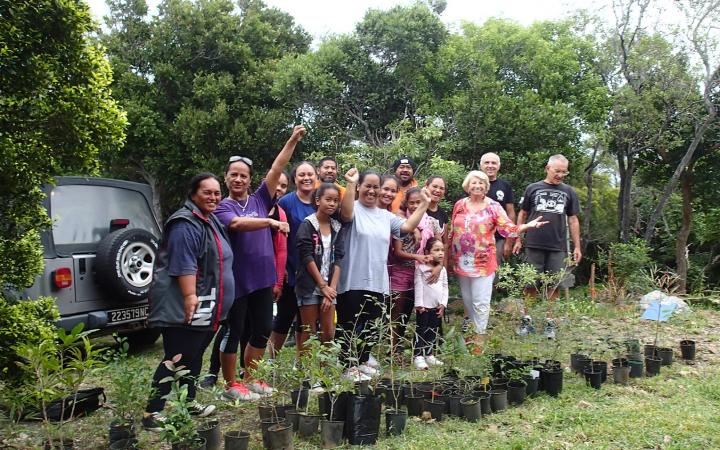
[0,297,59,382]
[100,0,310,216]
[15,323,105,446]
[158,354,199,446]
[0,0,126,289]
[106,336,153,423]
[599,238,652,293]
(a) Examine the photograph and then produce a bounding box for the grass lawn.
[3,294,720,449]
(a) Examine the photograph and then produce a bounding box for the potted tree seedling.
[16,323,105,450]
[399,322,424,417]
[314,340,354,448]
[295,337,324,439]
[159,354,205,450]
[107,335,152,448]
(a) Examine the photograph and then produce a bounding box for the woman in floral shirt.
[447,171,546,352]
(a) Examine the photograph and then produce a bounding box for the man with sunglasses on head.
[512,154,581,339]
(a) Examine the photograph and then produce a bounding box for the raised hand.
[291,124,307,142]
[344,167,359,184]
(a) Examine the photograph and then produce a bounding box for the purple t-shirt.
[214,181,276,298]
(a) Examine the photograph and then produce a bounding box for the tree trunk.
[643,111,716,242]
[582,145,600,253]
[617,147,634,242]
[675,170,693,294]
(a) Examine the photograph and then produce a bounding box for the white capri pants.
[458,274,495,334]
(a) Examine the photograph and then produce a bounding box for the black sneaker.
[142,412,166,432]
[189,401,216,417]
[199,374,217,390]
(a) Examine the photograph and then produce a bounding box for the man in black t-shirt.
[480,152,515,266]
[513,154,582,338]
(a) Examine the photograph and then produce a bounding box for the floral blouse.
[448,197,518,277]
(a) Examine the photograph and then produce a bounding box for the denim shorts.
[296,293,336,307]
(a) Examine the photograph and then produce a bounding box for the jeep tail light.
[109,218,130,233]
[53,267,72,289]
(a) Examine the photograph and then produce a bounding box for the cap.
[392,156,417,171]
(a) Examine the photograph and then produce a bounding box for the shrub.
[599,238,652,294]
[0,296,59,381]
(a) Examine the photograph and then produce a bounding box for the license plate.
[107,305,148,325]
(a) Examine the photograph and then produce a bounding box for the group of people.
[141,125,582,429]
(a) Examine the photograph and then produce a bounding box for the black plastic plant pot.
[434,393,450,414]
[223,431,250,450]
[611,357,629,367]
[542,368,563,397]
[644,344,658,358]
[198,419,221,450]
[285,410,299,432]
[680,340,696,360]
[591,361,608,383]
[645,356,662,377]
[267,423,293,450]
[570,353,589,374]
[507,381,526,405]
[109,439,138,450]
[576,358,592,377]
[628,359,644,378]
[346,394,381,446]
[383,385,403,408]
[108,421,136,444]
[405,395,424,417]
[523,375,540,397]
[319,391,349,422]
[416,385,434,400]
[384,409,407,436]
[657,347,673,366]
[355,380,371,396]
[491,377,509,391]
[260,417,287,449]
[488,389,508,413]
[258,403,277,421]
[584,369,602,390]
[448,394,464,417]
[401,383,415,400]
[291,389,309,410]
[298,413,321,438]
[320,420,344,449]
[534,366,546,391]
[422,399,445,421]
[460,397,482,422]
[613,366,630,385]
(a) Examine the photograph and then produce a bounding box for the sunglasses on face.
[229,156,253,166]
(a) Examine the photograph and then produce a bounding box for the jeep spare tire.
[96,228,158,301]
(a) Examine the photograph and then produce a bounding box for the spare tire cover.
[95,228,159,301]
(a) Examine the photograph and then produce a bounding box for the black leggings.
[336,290,383,367]
[272,282,299,334]
[389,290,414,349]
[415,308,441,357]
[218,287,273,353]
[146,327,214,413]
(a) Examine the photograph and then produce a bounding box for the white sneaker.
[343,367,371,382]
[358,364,379,376]
[366,354,380,368]
[414,356,429,370]
[425,355,444,366]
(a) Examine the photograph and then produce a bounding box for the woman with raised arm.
[447,170,547,354]
[213,125,305,401]
[336,167,432,381]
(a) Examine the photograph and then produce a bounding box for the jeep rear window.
[50,185,160,252]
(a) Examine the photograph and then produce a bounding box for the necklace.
[232,196,250,211]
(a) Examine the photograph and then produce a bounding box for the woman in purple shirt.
[213,125,305,401]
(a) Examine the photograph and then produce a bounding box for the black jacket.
[148,200,231,331]
[295,213,345,297]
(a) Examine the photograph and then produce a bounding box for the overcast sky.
[86,0,620,39]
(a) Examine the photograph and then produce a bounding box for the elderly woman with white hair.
[447,170,547,352]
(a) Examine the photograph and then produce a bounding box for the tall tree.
[0,0,126,290]
[101,0,311,216]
